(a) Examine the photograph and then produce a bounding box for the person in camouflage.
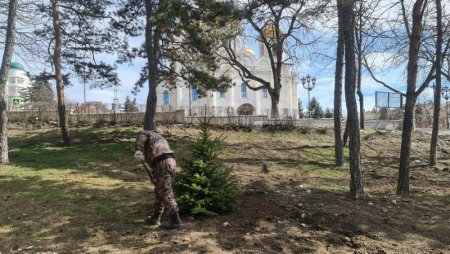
[134,130,181,230]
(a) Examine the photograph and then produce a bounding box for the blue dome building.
[10,62,25,71]
[6,62,31,110]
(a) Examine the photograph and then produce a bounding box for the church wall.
[154,41,299,118]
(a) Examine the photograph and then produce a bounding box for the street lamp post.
[301,75,316,118]
[441,86,450,129]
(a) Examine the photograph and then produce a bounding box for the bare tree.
[218,0,328,118]
[342,0,363,198]
[397,0,428,196]
[0,0,18,163]
[35,0,122,144]
[354,0,383,129]
[0,1,46,68]
[334,0,345,166]
[355,0,365,129]
[429,0,444,166]
[361,0,450,195]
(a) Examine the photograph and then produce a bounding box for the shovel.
[140,159,156,185]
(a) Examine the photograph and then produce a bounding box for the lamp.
[301,75,316,118]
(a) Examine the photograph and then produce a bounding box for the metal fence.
[10,102,450,131]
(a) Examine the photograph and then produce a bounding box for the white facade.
[156,33,299,118]
[6,62,31,110]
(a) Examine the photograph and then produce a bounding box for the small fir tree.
[324,108,333,118]
[298,98,305,118]
[174,116,240,216]
[309,97,324,118]
[22,77,55,104]
[124,96,139,112]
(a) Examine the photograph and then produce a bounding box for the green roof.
[10,62,25,71]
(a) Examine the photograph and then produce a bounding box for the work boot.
[160,212,181,230]
[145,211,162,226]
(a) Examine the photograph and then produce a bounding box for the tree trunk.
[356,0,364,129]
[342,0,363,199]
[398,94,415,194]
[144,0,161,131]
[397,0,425,196]
[429,0,442,166]
[357,67,364,129]
[343,120,349,146]
[0,0,19,163]
[51,0,71,146]
[334,0,345,166]
[270,93,280,119]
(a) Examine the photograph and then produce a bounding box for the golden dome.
[262,20,283,38]
[243,43,256,57]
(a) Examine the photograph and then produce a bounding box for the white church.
[155,23,299,118]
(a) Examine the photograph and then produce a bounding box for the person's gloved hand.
[135,150,145,161]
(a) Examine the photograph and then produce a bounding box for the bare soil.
[1,126,450,254]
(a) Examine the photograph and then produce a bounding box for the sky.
[63,58,150,106]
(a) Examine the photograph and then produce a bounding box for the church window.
[241,83,247,98]
[8,77,15,84]
[17,77,24,84]
[219,92,225,98]
[192,88,198,101]
[262,88,268,98]
[163,90,170,105]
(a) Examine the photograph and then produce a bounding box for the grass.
[1,126,359,252]
[1,127,154,251]
[434,163,450,172]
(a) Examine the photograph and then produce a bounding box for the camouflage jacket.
[135,130,174,166]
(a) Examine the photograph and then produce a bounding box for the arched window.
[219,91,225,98]
[163,90,170,105]
[241,83,247,98]
[192,88,198,101]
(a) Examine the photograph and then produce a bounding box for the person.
[134,130,181,230]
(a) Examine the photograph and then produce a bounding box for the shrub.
[174,116,240,216]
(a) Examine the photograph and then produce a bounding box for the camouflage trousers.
[152,158,179,215]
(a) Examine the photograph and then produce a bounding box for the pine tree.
[298,98,305,118]
[0,0,18,163]
[309,97,324,118]
[115,0,235,130]
[23,75,55,104]
[22,77,55,111]
[36,0,121,86]
[324,108,333,118]
[36,0,122,145]
[20,77,55,124]
[124,96,139,112]
[174,116,240,216]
